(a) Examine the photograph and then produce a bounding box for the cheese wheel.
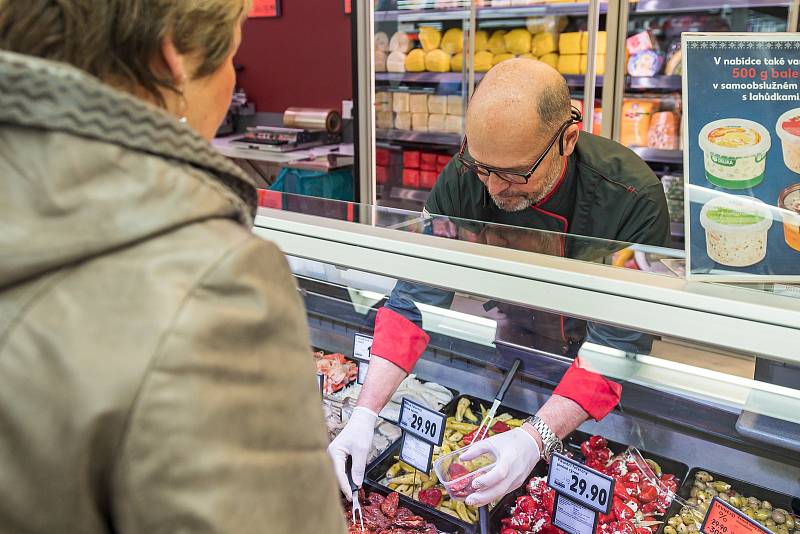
[428,95,447,115]
[441,28,463,55]
[532,31,558,56]
[488,30,507,55]
[428,113,447,132]
[392,92,410,113]
[504,28,532,55]
[405,49,426,72]
[419,27,442,52]
[539,52,559,69]
[580,54,605,75]
[474,30,489,52]
[375,50,387,72]
[376,110,394,129]
[390,32,412,53]
[410,93,429,113]
[559,32,582,55]
[425,49,451,72]
[387,51,407,73]
[581,31,607,54]
[519,53,536,60]
[475,50,494,72]
[375,32,389,53]
[395,111,412,130]
[451,52,463,72]
[557,54,581,75]
[492,53,515,66]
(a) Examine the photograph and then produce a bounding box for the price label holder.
[552,494,600,534]
[399,433,434,474]
[352,333,373,385]
[547,453,614,515]
[399,398,446,447]
[702,497,770,534]
[317,373,325,395]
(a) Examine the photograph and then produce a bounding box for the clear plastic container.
[699,119,771,190]
[700,195,773,267]
[778,184,800,252]
[433,445,496,502]
[775,109,800,174]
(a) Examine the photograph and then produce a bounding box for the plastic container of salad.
[700,195,773,267]
[778,183,800,252]
[776,108,800,174]
[699,119,771,190]
[433,445,496,502]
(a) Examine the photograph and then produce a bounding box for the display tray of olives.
[660,468,800,534]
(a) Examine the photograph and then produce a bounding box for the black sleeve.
[424,158,462,217]
[617,183,671,247]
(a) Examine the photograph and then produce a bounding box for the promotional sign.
[702,497,770,534]
[249,0,281,18]
[683,33,800,281]
[547,453,614,515]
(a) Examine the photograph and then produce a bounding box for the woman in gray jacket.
[0,1,346,533]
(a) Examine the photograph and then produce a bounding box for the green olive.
[681,511,697,525]
[707,489,719,498]
[730,496,743,508]
[742,508,756,519]
[697,491,710,502]
[694,480,707,490]
[690,488,700,498]
[713,481,732,493]
[696,471,714,483]
[758,510,772,522]
[688,525,700,534]
[766,519,777,528]
[773,511,788,525]
[687,498,700,507]
[784,516,795,530]
[749,498,762,509]
[699,501,710,513]
[777,526,790,534]
[664,527,678,534]
[669,516,684,528]
[763,501,774,511]
[678,523,689,534]
[719,493,730,503]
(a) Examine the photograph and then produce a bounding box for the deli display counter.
[254,193,799,532]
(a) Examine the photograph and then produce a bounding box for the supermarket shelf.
[375,2,606,22]
[628,75,681,90]
[376,72,599,88]
[632,147,683,164]
[376,128,462,147]
[632,0,790,13]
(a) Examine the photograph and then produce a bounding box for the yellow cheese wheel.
[451,52,463,72]
[559,32,582,55]
[580,54,606,75]
[581,31,607,54]
[504,28,532,55]
[475,50,494,72]
[419,27,442,52]
[405,49,426,72]
[518,53,536,60]
[557,54,581,75]
[532,31,558,56]
[475,30,489,52]
[488,30,507,55]
[425,49,451,72]
[539,52,559,69]
[441,28,463,55]
[492,53,515,66]
[387,51,407,73]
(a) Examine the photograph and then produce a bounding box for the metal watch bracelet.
[525,415,564,463]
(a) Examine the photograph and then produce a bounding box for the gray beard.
[490,158,563,213]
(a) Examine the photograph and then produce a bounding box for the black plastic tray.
[366,395,535,533]
[489,430,690,533]
[659,467,800,534]
[356,480,467,534]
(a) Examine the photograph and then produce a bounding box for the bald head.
[465,58,571,168]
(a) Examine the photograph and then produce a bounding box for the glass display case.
[254,192,800,532]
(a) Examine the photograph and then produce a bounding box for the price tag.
[399,398,446,446]
[547,453,614,514]
[317,373,325,395]
[357,361,369,385]
[352,333,373,362]
[702,497,770,534]
[399,433,434,474]
[552,494,599,534]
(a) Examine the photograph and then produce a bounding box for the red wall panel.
[235,2,353,113]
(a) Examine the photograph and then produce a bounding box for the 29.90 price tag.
[547,453,614,515]
[702,497,770,534]
[398,398,446,446]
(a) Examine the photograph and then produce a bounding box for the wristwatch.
[524,416,564,463]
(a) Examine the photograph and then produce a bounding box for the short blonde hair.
[0,0,252,106]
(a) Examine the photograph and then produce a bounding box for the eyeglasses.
[457,107,582,185]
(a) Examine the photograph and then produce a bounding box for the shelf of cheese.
[376,128,463,147]
[376,72,594,87]
[631,0,791,14]
[375,2,608,22]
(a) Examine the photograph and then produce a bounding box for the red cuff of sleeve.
[370,308,431,374]
[553,358,622,421]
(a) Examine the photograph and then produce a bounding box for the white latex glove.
[327,407,378,500]
[460,427,541,507]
